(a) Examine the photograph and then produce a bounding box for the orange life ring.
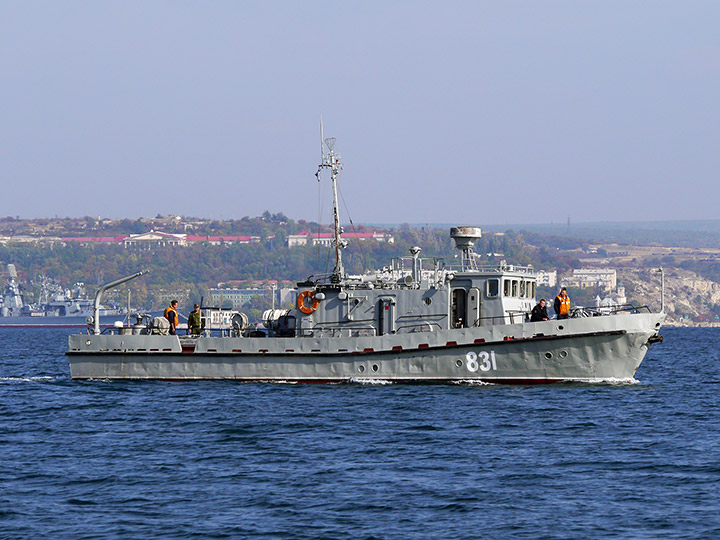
[297,290,319,314]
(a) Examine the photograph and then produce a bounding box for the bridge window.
[511,280,518,297]
[503,279,511,297]
[519,281,526,297]
[487,279,499,297]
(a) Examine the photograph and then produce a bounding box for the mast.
[316,124,347,281]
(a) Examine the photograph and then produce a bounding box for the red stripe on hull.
[71,377,565,385]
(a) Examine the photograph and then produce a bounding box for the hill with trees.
[6,214,720,324]
[0,215,534,310]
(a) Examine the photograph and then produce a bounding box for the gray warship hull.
[0,313,123,328]
[68,312,663,383]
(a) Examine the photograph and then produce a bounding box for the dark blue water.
[1,327,718,540]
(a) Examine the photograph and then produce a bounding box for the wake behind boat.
[66,134,664,383]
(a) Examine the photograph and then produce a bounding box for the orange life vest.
[556,294,570,315]
[164,306,179,326]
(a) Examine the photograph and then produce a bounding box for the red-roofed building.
[123,231,187,248]
[185,235,260,245]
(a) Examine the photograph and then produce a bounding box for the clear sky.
[1,1,718,225]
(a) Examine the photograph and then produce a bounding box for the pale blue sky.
[1,1,718,225]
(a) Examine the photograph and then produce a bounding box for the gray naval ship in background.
[0,264,126,327]
[67,135,665,383]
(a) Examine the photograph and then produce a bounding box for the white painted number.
[466,351,479,372]
[465,350,497,372]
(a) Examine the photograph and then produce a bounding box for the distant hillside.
[7,215,720,248]
[370,220,720,248]
[484,220,720,249]
[5,213,720,323]
[420,219,720,234]
[0,223,533,310]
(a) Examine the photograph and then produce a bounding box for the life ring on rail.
[297,290,319,314]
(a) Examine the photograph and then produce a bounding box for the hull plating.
[67,313,664,384]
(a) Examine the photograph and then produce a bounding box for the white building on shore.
[535,270,557,288]
[561,268,617,292]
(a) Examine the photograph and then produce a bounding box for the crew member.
[164,299,180,335]
[188,303,204,336]
[530,299,549,322]
[554,287,571,320]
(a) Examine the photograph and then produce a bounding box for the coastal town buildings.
[561,268,617,292]
[286,231,394,247]
[208,288,266,309]
[31,229,395,249]
[123,231,188,248]
[209,286,298,309]
[56,231,263,247]
[595,286,627,309]
[535,270,557,288]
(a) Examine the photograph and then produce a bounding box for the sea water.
[0,327,718,539]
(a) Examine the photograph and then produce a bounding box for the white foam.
[561,377,638,385]
[453,379,496,386]
[351,378,393,385]
[0,376,57,383]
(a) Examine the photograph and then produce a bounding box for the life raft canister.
[297,290,319,314]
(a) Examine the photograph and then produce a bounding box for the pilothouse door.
[378,298,395,335]
[451,289,467,328]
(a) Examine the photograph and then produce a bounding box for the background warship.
[67,135,664,382]
[0,264,126,327]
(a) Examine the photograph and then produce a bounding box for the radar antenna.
[315,120,346,280]
[450,227,482,271]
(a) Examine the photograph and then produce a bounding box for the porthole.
[558,325,564,330]
[424,297,432,305]
[559,350,568,359]
[371,364,379,372]
[357,365,365,373]
[456,359,463,368]
[85,339,92,346]
[544,352,553,360]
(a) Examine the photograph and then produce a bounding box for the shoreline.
[663,321,720,328]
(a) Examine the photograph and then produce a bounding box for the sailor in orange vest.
[554,287,571,320]
[163,299,180,335]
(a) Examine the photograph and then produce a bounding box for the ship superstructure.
[0,264,24,317]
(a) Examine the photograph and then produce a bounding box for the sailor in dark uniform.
[530,299,549,322]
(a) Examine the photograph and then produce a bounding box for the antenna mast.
[316,122,346,281]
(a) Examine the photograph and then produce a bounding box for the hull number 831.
[465,351,497,372]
